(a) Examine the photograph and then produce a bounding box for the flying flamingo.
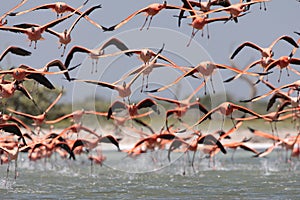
[240,80,300,103]
[114,62,184,92]
[0,142,22,181]
[230,35,298,61]
[188,102,272,130]
[0,80,37,109]
[0,5,83,49]
[73,44,164,102]
[0,112,33,133]
[147,61,269,94]
[0,46,31,62]
[176,0,232,27]
[168,133,226,171]
[228,35,299,81]
[222,137,259,161]
[197,0,270,23]
[45,109,102,125]
[147,82,210,128]
[8,0,89,18]
[71,134,121,152]
[45,4,102,57]
[0,62,70,89]
[0,0,28,27]
[88,148,106,173]
[249,128,300,162]
[107,98,160,120]
[105,1,194,31]
[0,123,27,145]
[179,0,236,46]
[6,91,63,131]
[262,55,300,82]
[64,37,133,73]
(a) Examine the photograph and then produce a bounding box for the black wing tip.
[103,25,116,32]
[247,126,255,133]
[125,52,134,57]
[8,12,17,16]
[143,88,159,93]
[224,76,235,83]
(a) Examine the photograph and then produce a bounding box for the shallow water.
[1,150,300,199]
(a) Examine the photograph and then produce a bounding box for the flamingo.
[64,37,133,73]
[0,61,70,89]
[0,5,83,49]
[0,141,23,181]
[249,128,300,161]
[8,0,88,18]
[88,148,106,173]
[0,0,28,27]
[168,133,226,171]
[240,80,300,103]
[188,102,272,130]
[230,35,298,61]
[147,82,210,128]
[262,55,300,82]
[73,44,165,102]
[0,112,33,133]
[147,61,269,94]
[71,135,121,152]
[177,0,231,27]
[222,137,259,161]
[0,123,27,145]
[105,1,194,31]
[45,109,101,125]
[45,4,102,57]
[179,0,236,46]
[0,80,35,106]
[196,0,270,23]
[114,62,184,92]
[6,91,63,130]
[228,35,299,81]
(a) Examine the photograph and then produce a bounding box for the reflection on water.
[1,150,300,199]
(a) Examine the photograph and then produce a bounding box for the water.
[1,150,300,199]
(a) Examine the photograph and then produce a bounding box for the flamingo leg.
[90,159,94,175]
[206,24,210,39]
[6,159,10,184]
[278,69,282,83]
[146,74,149,89]
[187,28,199,47]
[140,75,145,92]
[230,113,236,129]
[140,15,149,31]
[147,16,153,30]
[191,150,197,173]
[286,67,290,77]
[203,78,207,95]
[14,159,17,179]
[210,75,215,93]
[61,45,67,57]
[95,59,99,73]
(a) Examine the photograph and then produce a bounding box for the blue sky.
[0,0,299,105]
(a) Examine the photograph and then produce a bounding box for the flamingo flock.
[0,0,300,181]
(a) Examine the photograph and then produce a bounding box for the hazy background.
[0,0,299,105]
